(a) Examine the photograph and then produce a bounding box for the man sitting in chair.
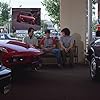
[59,28,75,67]
[40,29,62,67]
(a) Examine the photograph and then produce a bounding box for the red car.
[0,47,12,94]
[17,12,35,25]
[0,40,43,70]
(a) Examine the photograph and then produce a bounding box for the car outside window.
[94,39,100,46]
[0,35,5,39]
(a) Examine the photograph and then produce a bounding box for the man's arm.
[33,37,39,48]
[46,38,56,50]
[65,43,74,52]
[40,38,45,49]
[59,40,66,50]
[65,37,75,52]
[59,37,66,50]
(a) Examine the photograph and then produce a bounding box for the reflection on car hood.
[0,40,40,53]
[0,65,11,76]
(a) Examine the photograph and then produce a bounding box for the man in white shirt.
[23,27,38,48]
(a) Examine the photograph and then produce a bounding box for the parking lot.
[1,64,100,100]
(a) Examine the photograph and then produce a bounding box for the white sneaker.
[57,64,61,67]
[39,64,42,67]
[34,67,38,71]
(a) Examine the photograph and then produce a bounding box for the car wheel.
[90,57,99,80]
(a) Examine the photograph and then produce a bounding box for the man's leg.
[61,50,66,66]
[69,48,74,66]
[51,49,62,66]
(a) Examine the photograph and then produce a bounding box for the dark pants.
[61,48,74,65]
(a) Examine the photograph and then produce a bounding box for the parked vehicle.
[0,65,12,94]
[0,47,12,94]
[0,40,43,70]
[87,38,100,80]
[34,31,44,39]
[0,33,18,40]
[17,11,35,25]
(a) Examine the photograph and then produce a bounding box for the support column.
[60,0,87,63]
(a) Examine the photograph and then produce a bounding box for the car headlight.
[0,47,8,53]
[10,57,24,63]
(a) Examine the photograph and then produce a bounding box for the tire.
[90,57,99,80]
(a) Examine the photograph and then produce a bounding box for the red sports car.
[0,40,43,70]
[17,12,35,25]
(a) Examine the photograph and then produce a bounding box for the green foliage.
[92,0,97,4]
[0,2,11,26]
[92,0,98,32]
[92,19,98,32]
[41,0,60,26]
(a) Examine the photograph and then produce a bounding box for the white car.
[0,33,18,40]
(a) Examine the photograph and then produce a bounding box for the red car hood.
[0,40,41,53]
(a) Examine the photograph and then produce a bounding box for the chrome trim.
[98,66,100,68]
[0,74,11,80]
[95,56,100,59]
[32,61,39,64]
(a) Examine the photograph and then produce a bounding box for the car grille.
[9,57,24,63]
[8,56,39,64]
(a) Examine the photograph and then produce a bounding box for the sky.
[0,0,98,20]
[0,0,50,20]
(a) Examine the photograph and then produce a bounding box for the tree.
[92,0,98,32]
[42,0,97,30]
[41,0,60,27]
[92,19,98,32]
[0,2,11,26]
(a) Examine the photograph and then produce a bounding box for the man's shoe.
[57,64,61,67]
[34,67,39,71]
[57,64,63,69]
[39,63,42,67]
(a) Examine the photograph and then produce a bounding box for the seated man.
[23,27,39,48]
[59,28,75,66]
[40,29,62,67]
[23,27,41,70]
